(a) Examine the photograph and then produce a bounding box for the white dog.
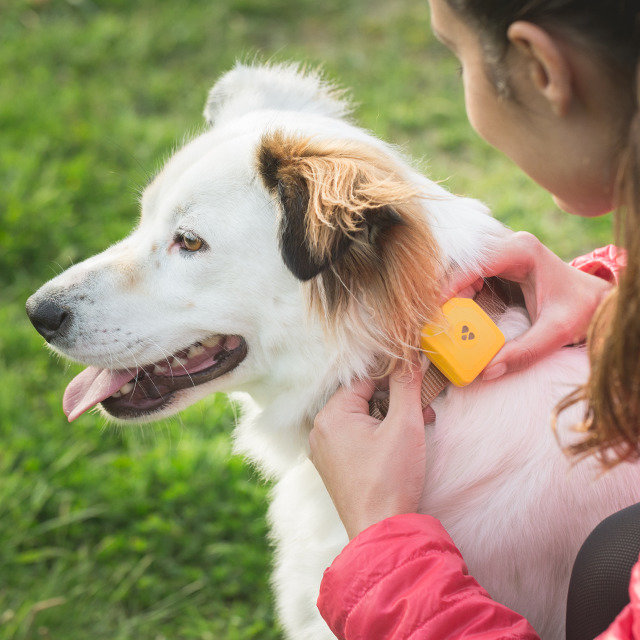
[27,63,640,639]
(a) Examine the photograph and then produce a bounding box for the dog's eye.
[178,232,204,252]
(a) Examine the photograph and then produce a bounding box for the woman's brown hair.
[444,0,640,466]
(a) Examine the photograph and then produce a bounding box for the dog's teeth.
[111,390,122,398]
[119,382,133,394]
[224,335,241,351]
[172,356,187,368]
[202,336,222,347]
[188,344,205,358]
[153,364,167,375]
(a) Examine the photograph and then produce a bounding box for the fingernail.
[423,407,436,424]
[482,363,507,382]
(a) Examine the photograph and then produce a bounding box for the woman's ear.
[507,21,573,117]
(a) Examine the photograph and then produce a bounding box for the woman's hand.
[445,231,613,381]
[309,362,427,540]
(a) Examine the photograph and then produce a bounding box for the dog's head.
[26,63,491,425]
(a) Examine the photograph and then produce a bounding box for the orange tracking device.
[420,298,505,387]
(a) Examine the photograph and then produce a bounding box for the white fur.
[33,63,640,639]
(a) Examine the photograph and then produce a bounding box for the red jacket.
[317,246,631,640]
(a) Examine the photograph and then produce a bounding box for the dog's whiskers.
[132,338,169,398]
[141,336,199,390]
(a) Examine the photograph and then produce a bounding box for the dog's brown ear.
[257,130,443,373]
[258,131,412,280]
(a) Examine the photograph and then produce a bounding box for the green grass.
[0,0,613,638]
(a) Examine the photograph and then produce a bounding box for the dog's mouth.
[62,335,247,421]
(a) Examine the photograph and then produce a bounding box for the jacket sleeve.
[317,513,540,640]
[570,245,626,284]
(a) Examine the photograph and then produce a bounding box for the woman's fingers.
[387,361,424,423]
[309,365,428,539]
[482,316,566,380]
[440,232,613,384]
[440,274,484,304]
[442,232,543,303]
[327,378,377,413]
[423,405,436,424]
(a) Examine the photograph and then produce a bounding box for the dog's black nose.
[26,295,71,342]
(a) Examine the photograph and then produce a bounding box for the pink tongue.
[63,367,135,422]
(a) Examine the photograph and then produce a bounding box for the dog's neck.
[230,319,376,480]
[229,190,514,480]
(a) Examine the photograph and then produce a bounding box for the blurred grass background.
[0,0,613,638]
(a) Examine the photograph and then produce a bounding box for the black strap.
[566,502,640,640]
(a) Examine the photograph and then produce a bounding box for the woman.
[309,1,640,638]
